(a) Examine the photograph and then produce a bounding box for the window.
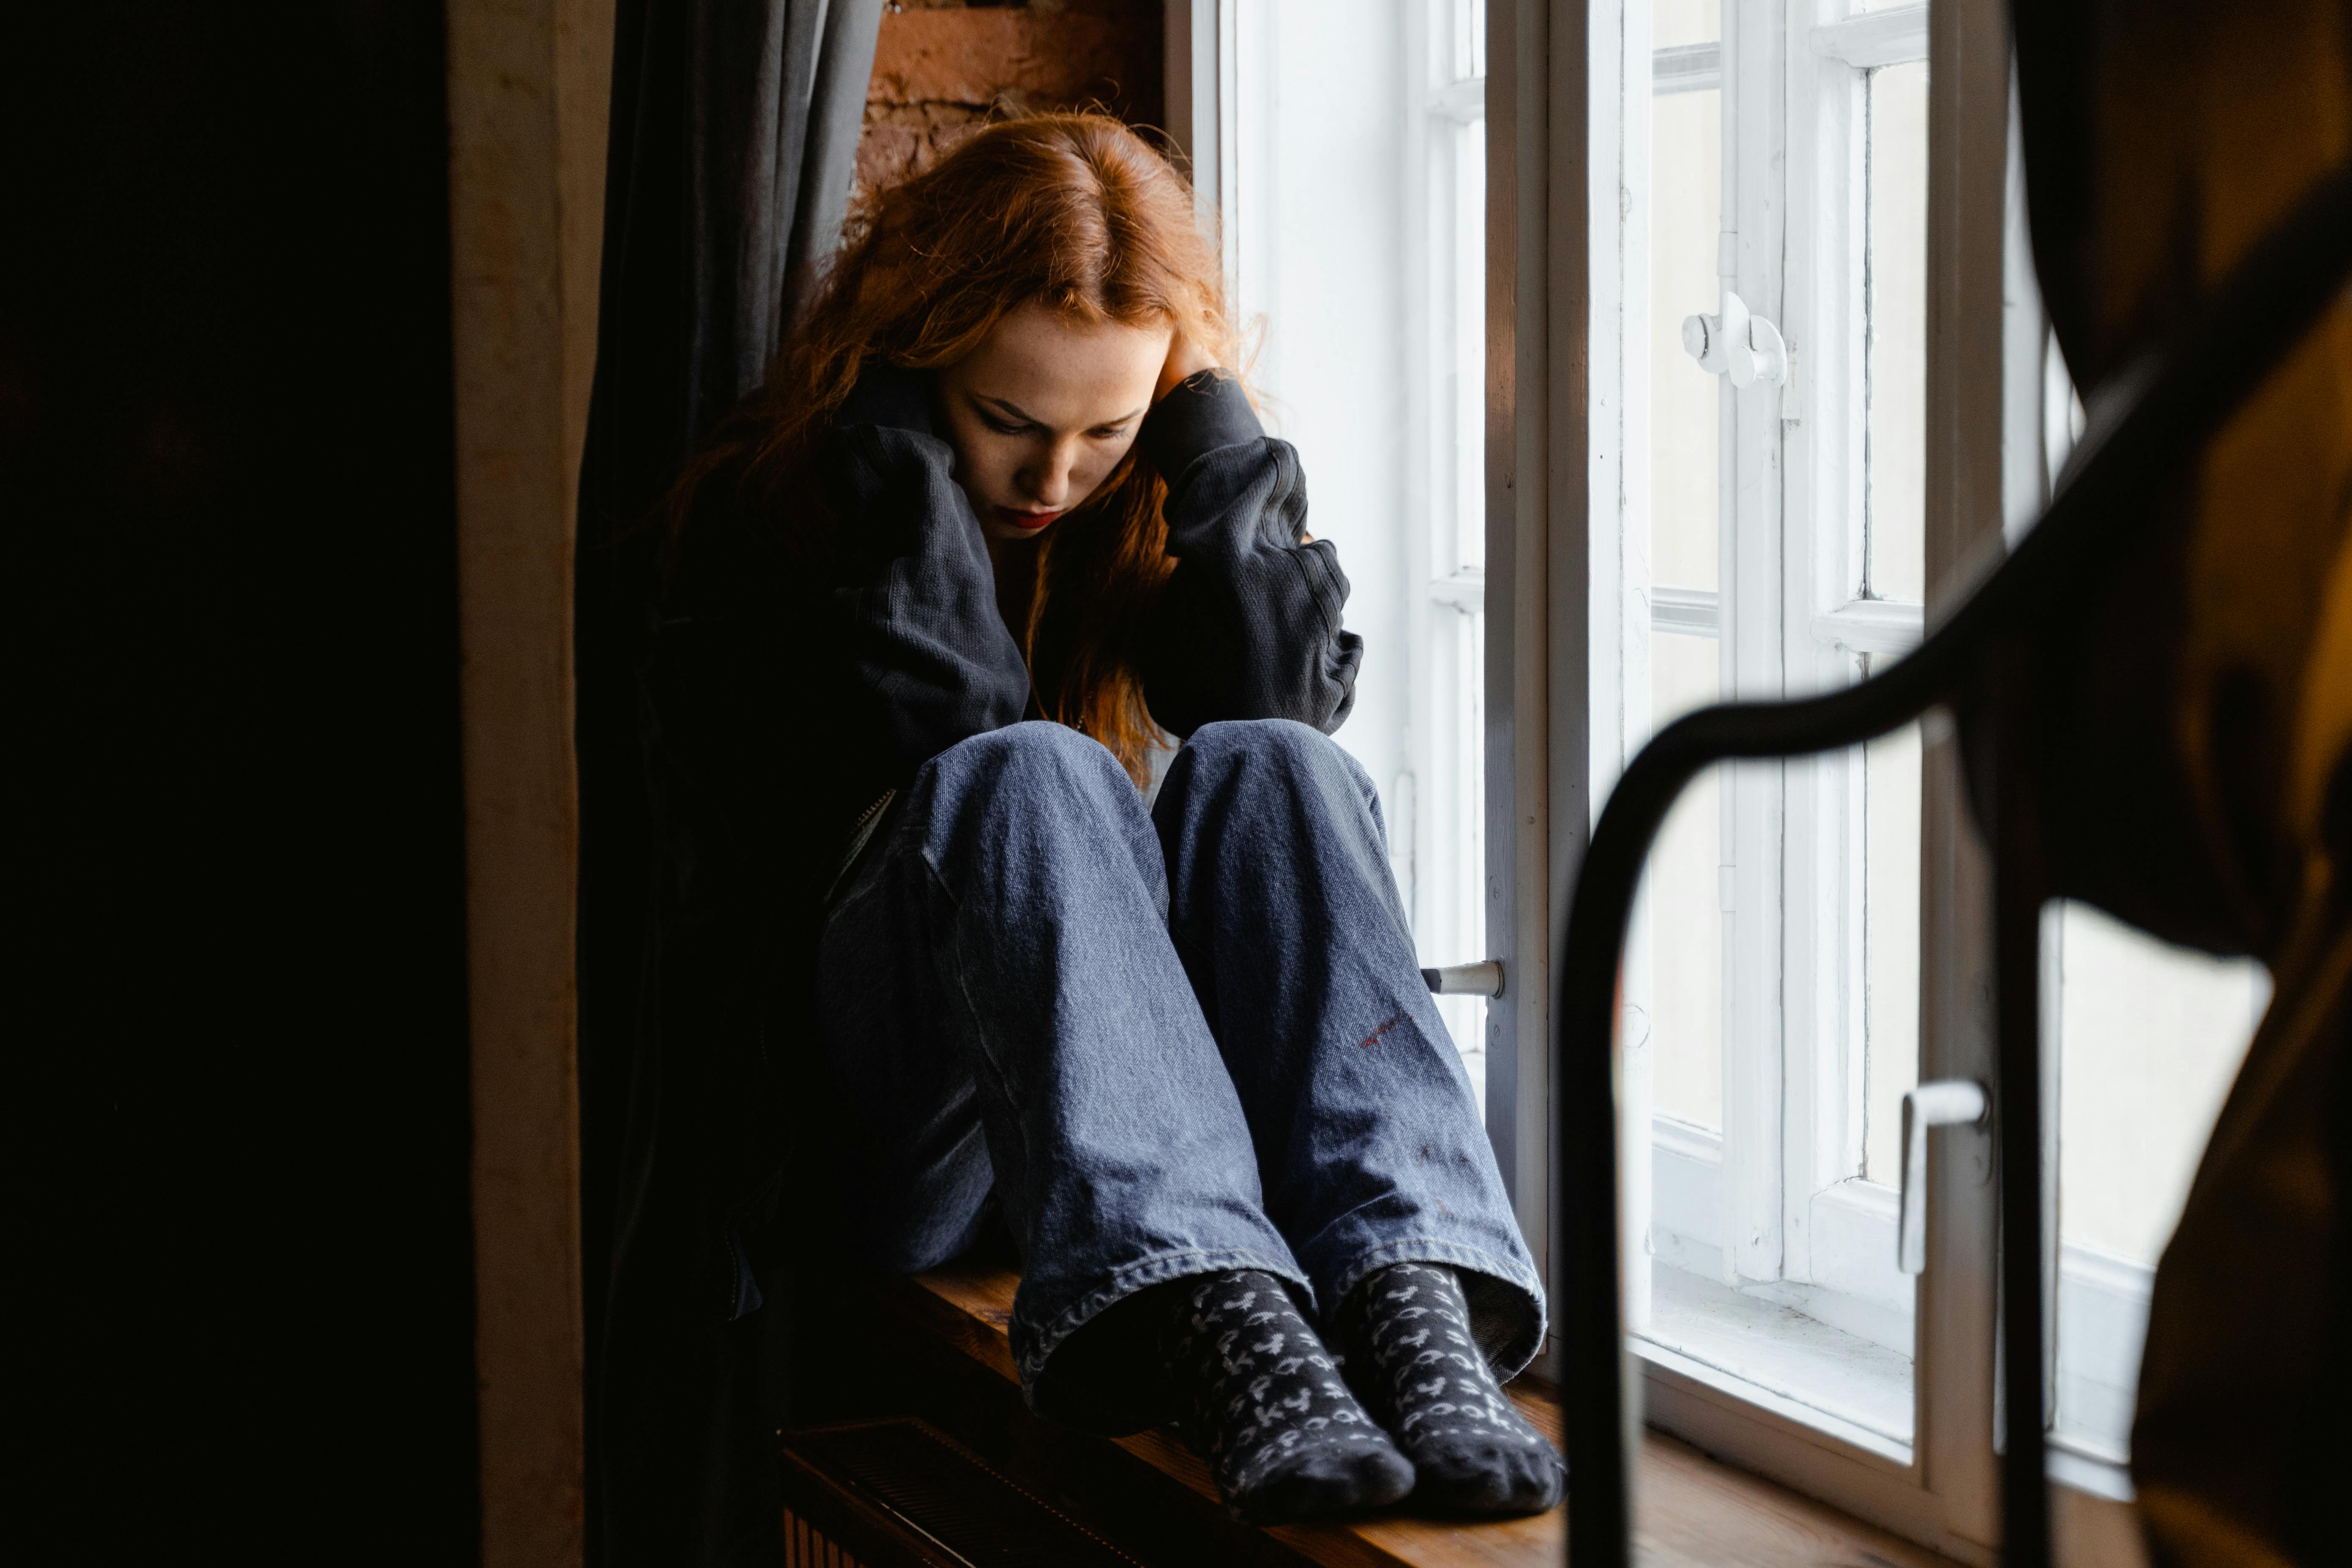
[1413,0,1493,1100]
[2047,903,2268,1462]
[1171,1,2265,1555]
[1596,0,2270,1548]
[1626,0,1934,1461]
[1169,0,1494,1101]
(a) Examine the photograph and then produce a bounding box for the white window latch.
[1897,1079,1989,1274]
[1683,289,1789,389]
[1422,960,1505,997]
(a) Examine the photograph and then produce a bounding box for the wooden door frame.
[446,2,614,1563]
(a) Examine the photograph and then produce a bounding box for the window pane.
[1864,61,1927,602]
[1648,631,1722,1131]
[1652,85,1721,592]
[2053,905,2267,1457]
[1224,3,1486,1102]
[1453,115,1486,575]
[1653,0,1721,49]
[1860,721,1921,1183]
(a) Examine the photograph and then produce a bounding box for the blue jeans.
[814,719,1543,1426]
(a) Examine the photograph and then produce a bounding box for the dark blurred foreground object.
[4,3,477,1560]
[1552,3,2351,1565]
[2013,7,2352,1564]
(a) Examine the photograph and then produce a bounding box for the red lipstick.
[997,507,1062,532]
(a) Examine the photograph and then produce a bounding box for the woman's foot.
[1159,1270,1416,1523]
[1334,1263,1565,1516]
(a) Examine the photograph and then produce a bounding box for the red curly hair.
[680,113,1238,784]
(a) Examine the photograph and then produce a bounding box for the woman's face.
[936,302,1172,542]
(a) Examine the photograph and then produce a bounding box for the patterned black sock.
[1158,1270,1415,1523]
[1335,1263,1564,1516]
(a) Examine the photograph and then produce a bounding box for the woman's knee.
[1181,718,1363,792]
[925,721,1135,816]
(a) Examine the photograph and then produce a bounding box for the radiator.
[779,1418,1153,1567]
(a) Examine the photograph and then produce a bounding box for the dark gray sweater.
[820,362,1362,773]
[656,365,1361,923]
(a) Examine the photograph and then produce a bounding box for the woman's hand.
[1153,331,1222,403]
[1146,332,1307,537]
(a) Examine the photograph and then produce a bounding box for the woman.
[662,114,1559,1525]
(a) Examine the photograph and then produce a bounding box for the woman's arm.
[820,362,1033,773]
[1136,366,1364,738]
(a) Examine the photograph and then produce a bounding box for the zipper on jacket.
[823,788,898,905]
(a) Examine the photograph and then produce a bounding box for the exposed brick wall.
[856,1,1166,199]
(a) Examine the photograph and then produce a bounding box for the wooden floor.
[866,1260,1961,1568]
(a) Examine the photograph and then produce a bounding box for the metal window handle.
[1898,1079,1989,1274]
[1682,288,1789,389]
[1422,960,1504,997]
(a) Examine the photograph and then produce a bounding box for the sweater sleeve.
[819,363,1032,774]
[1136,371,1364,738]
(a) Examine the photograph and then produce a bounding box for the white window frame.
[1634,0,1932,1414]
[1402,0,1496,1091]
[1599,0,1994,1545]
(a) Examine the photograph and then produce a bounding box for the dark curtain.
[575,2,882,1563]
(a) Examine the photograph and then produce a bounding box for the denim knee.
[915,721,1161,900]
[1170,718,1377,821]
[924,721,1137,817]
[1182,718,1357,781]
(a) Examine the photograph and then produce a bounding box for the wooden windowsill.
[863,1259,1963,1568]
